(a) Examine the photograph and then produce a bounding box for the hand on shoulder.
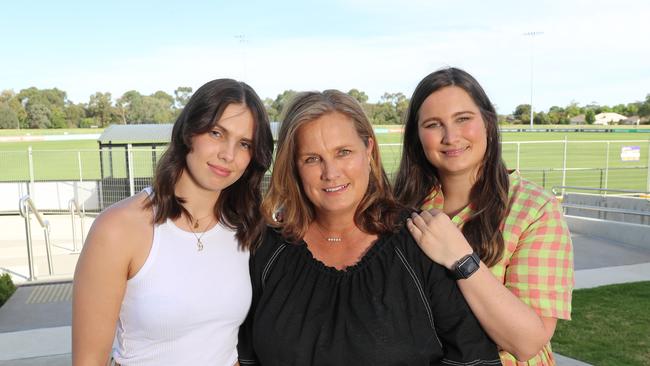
[406,209,473,270]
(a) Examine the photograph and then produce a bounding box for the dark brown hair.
[262,90,403,242]
[145,78,273,251]
[393,67,509,266]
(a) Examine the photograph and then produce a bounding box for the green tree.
[270,90,297,121]
[513,104,531,124]
[0,90,26,128]
[625,102,640,116]
[371,92,408,125]
[87,92,115,127]
[0,103,19,129]
[117,90,143,124]
[174,86,193,109]
[638,94,650,117]
[347,89,368,104]
[49,106,68,128]
[534,111,549,125]
[565,101,581,118]
[150,91,175,123]
[264,98,279,122]
[26,103,51,128]
[611,104,627,115]
[65,103,86,127]
[16,87,71,128]
[585,109,596,124]
[18,87,66,109]
[547,106,565,125]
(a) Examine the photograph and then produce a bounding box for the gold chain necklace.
[187,216,215,251]
[313,221,358,244]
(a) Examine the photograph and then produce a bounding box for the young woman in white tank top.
[72,79,273,366]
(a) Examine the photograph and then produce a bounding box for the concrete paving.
[1,214,649,365]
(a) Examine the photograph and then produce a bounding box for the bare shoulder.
[86,192,154,252]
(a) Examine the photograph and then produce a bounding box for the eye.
[304,155,320,164]
[338,149,352,157]
[423,120,442,129]
[240,141,252,150]
[457,116,471,123]
[209,130,223,138]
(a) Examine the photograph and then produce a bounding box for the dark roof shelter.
[96,124,172,208]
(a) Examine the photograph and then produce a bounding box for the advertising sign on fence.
[620,146,641,161]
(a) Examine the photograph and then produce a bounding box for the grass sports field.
[1,127,649,192]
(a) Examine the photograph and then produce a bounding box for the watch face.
[455,253,480,279]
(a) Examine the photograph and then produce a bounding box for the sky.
[2,0,650,115]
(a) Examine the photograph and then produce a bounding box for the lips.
[323,183,349,193]
[442,146,469,157]
[208,163,232,177]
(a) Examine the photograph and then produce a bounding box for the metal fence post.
[599,169,603,189]
[43,223,54,275]
[21,204,36,281]
[77,151,86,246]
[604,141,610,195]
[646,139,650,193]
[70,200,78,252]
[516,142,521,171]
[28,146,35,198]
[561,136,568,195]
[127,143,135,196]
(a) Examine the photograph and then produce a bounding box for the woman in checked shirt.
[395,67,574,366]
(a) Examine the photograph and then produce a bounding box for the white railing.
[19,195,54,281]
[68,199,86,252]
[0,140,649,212]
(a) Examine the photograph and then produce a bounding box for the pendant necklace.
[187,215,215,251]
[313,221,357,244]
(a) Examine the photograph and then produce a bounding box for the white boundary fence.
[0,140,649,212]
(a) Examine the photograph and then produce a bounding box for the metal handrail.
[68,199,86,252]
[553,186,650,223]
[552,186,650,197]
[19,195,54,281]
[560,203,650,217]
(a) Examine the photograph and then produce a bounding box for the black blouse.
[238,226,500,366]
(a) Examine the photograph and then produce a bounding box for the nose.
[442,124,460,144]
[320,158,341,181]
[217,141,236,162]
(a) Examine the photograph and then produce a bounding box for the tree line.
[1,86,649,129]
[511,98,650,125]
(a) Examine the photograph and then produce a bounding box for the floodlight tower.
[524,31,543,129]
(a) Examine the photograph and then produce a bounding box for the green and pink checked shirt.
[421,171,574,366]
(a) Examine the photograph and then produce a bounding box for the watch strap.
[452,252,481,280]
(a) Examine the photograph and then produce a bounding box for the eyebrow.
[212,122,253,142]
[419,110,476,125]
[298,144,352,156]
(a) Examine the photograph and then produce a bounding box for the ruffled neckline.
[294,232,393,276]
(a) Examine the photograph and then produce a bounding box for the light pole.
[524,31,543,129]
[235,34,248,79]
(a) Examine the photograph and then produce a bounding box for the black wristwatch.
[452,252,481,280]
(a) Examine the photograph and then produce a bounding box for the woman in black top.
[238,90,499,366]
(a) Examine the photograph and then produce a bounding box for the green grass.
[0,129,649,193]
[0,128,103,136]
[552,281,650,366]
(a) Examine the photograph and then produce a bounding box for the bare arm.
[454,262,557,360]
[72,205,140,365]
[407,210,558,361]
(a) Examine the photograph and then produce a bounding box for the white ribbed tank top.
[112,202,251,365]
